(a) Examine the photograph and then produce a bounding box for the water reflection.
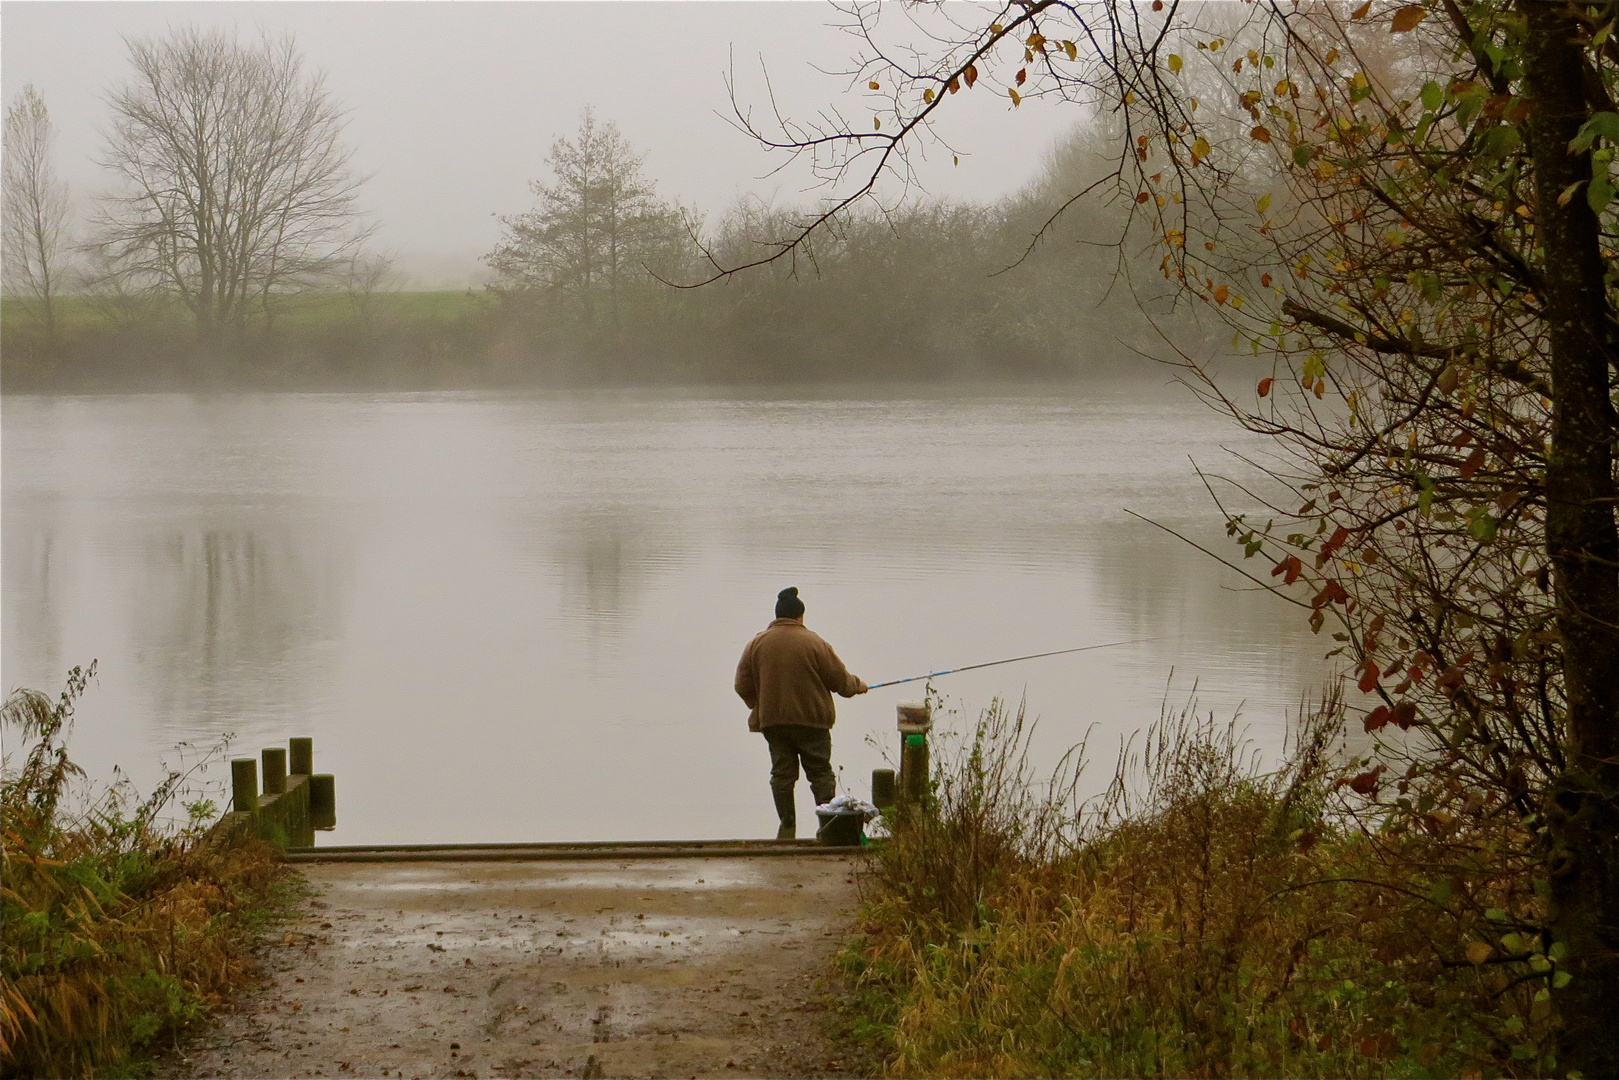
[2,530,62,690]
[131,529,347,741]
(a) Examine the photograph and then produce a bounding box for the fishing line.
[865,637,1166,690]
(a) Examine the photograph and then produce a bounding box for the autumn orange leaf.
[1212,284,1229,304]
[1347,768,1382,795]
[1250,125,1273,143]
[1391,4,1427,32]
[964,64,978,88]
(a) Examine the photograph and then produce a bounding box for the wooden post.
[289,737,313,777]
[871,768,896,809]
[896,702,932,806]
[231,758,258,813]
[261,747,287,795]
[309,774,337,831]
[901,734,929,804]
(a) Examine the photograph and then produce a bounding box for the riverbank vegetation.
[1,668,293,1078]
[844,696,1553,1078]
[757,0,1619,1072]
[1,149,1157,393]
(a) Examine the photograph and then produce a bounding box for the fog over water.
[3,382,1333,843]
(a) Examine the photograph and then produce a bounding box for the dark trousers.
[763,725,835,802]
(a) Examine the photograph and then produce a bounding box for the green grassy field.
[1,290,491,337]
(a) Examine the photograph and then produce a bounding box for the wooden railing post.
[896,703,932,806]
[230,758,258,813]
[871,768,896,809]
[310,774,337,831]
[289,737,313,777]
[261,747,287,795]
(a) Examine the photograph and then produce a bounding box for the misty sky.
[3,2,1085,286]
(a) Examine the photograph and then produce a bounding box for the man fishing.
[734,587,867,839]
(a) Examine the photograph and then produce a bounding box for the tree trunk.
[1521,3,1619,1073]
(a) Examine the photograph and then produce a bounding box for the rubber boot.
[772,789,796,841]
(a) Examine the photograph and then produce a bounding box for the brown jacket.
[735,618,863,732]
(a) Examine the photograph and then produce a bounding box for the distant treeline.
[3,29,1175,393]
[3,179,1166,394]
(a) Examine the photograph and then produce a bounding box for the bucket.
[815,810,865,847]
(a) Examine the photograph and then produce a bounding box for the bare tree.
[487,108,681,331]
[340,249,401,332]
[3,85,71,339]
[91,27,368,340]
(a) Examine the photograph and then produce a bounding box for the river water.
[2,383,1333,843]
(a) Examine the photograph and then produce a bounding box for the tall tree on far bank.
[3,85,71,340]
[487,109,682,332]
[91,28,368,340]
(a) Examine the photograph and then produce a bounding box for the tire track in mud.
[164,855,869,1079]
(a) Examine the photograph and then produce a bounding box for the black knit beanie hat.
[776,586,805,619]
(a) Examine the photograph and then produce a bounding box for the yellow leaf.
[1009,88,1021,106]
[869,80,881,90]
[964,64,979,88]
[1168,54,1183,72]
[1391,4,1427,32]
[1325,47,1339,64]
[991,23,1004,33]
[1466,941,1493,966]
[923,88,935,103]
[1353,71,1369,90]
[1193,137,1211,158]
[874,117,882,130]
[1257,193,1272,214]
[1276,79,1293,96]
[1063,40,1077,61]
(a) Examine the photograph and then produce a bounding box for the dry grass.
[841,694,1557,1079]
[1,667,295,1078]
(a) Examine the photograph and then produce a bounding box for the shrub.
[1,666,292,1078]
[845,693,1557,1078]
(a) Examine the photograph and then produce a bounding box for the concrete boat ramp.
[166,843,868,1080]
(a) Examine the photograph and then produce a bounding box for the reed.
[843,692,1555,1078]
[1,667,293,1078]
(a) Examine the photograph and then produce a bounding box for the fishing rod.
[865,637,1161,690]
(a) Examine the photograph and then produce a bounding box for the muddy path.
[166,854,872,1080]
